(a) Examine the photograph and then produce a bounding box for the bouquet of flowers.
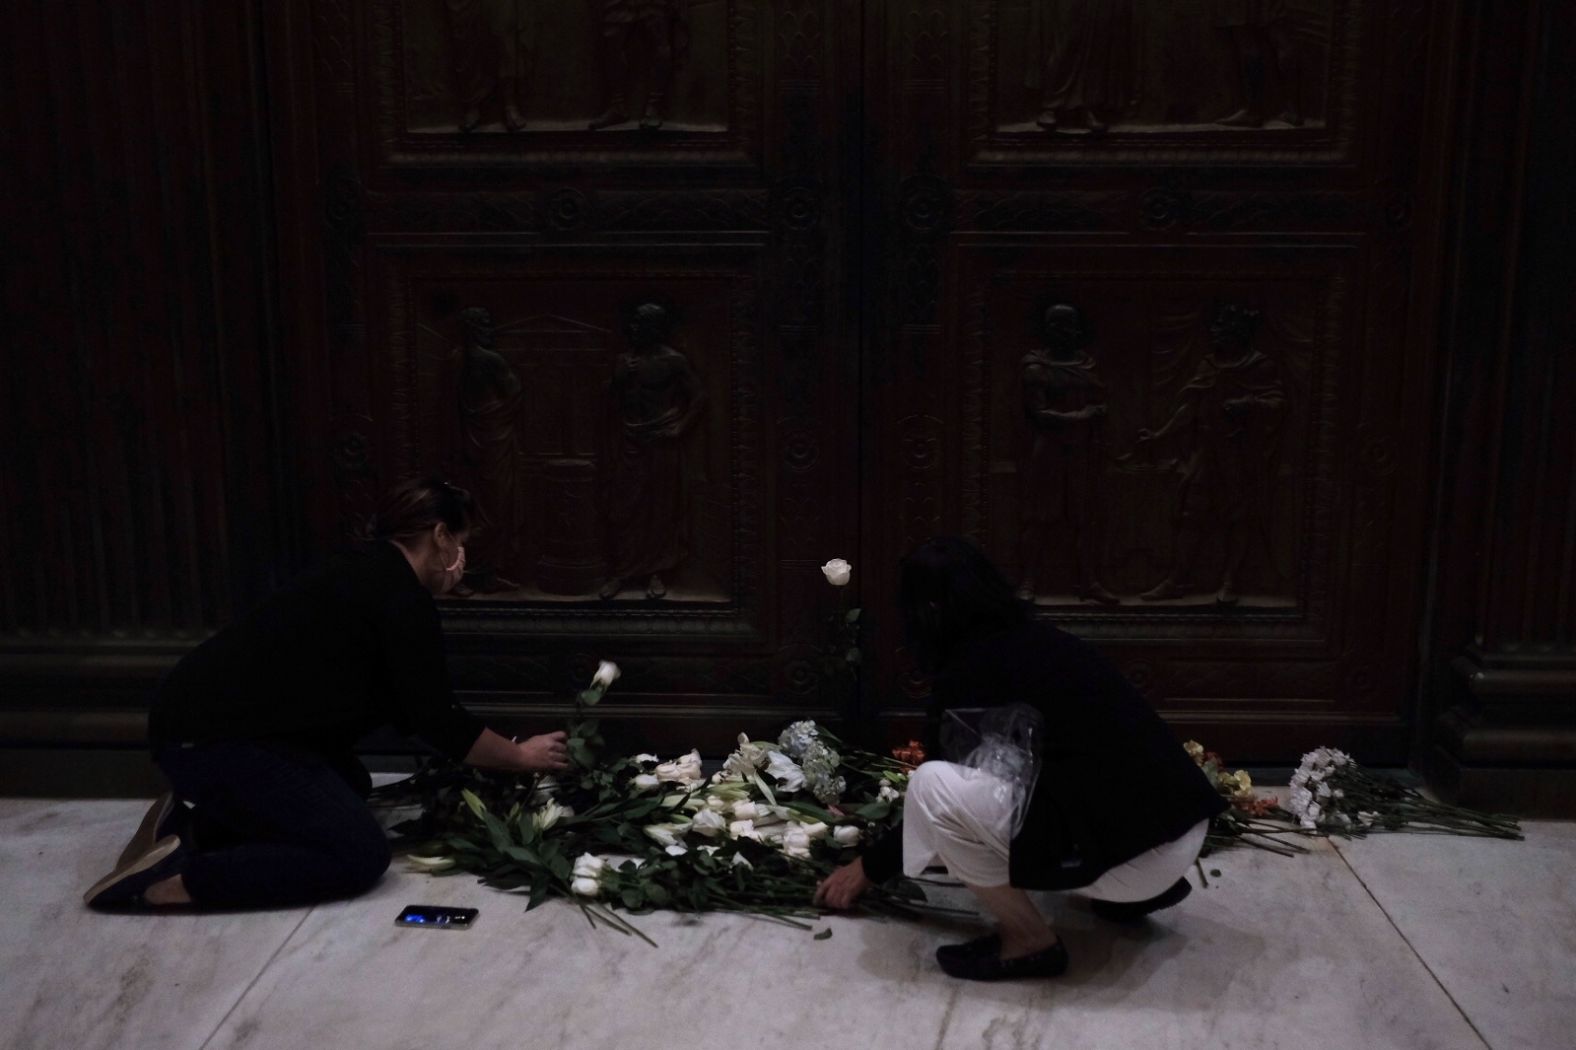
[1185,740,1521,858]
[1284,746,1521,839]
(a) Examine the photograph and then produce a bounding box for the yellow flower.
[1184,740,1205,763]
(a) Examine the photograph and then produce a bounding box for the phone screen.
[395,904,478,930]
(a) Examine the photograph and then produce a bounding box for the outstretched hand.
[814,857,873,910]
[517,731,571,772]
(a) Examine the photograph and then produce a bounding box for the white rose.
[592,660,621,689]
[781,825,813,859]
[832,825,862,847]
[632,773,661,793]
[732,853,753,870]
[728,819,760,841]
[731,800,759,821]
[821,558,852,587]
[632,753,659,765]
[705,796,730,812]
[878,782,901,802]
[656,749,705,785]
[798,821,830,841]
[691,809,729,838]
[572,853,607,879]
[765,751,807,792]
[571,877,602,897]
[664,843,688,857]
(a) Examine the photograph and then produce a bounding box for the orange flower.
[891,740,927,767]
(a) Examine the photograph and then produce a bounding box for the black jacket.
[863,621,1225,890]
[150,542,485,764]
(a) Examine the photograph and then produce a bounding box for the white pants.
[902,760,1209,902]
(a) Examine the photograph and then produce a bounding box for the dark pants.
[153,741,391,909]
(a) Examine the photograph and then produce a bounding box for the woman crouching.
[815,537,1226,981]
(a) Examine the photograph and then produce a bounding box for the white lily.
[765,751,807,792]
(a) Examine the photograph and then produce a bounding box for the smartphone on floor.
[394,904,478,930]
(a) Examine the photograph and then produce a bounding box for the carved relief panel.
[970,0,1360,164]
[377,0,761,167]
[385,260,748,609]
[971,258,1338,615]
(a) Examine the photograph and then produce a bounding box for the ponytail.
[364,476,481,545]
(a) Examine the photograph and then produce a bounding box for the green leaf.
[513,809,539,843]
[845,608,862,623]
[853,800,892,821]
[784,800,838,824]
[527,878,552,911]
[814,928,834,941]
[622,799,663,821]
[482,811,513,852]
[645,884,671,907]
[502,844,543,868]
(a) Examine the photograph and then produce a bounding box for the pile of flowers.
[383,659,937,943]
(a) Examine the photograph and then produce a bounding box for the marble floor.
[3,796,1571,1050]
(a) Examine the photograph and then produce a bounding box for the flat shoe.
[1090,876,1192,923]
[84,835,184,910]
[937,937,1068,982]
[115,793,181,869]
[934,933,1001,968]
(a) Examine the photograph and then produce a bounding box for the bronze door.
[269,1,1454,760]
[859,0,1452,760]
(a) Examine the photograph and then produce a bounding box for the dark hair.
[899,536,1029,672]
[365,476,481,545]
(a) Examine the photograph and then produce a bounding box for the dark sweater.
[150,542,485,763]
[862,621,1226,890]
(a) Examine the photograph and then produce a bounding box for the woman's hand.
[516,731,571,772]
[814,857,872,910]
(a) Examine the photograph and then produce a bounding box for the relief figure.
[1026,0,1138,134]
[455,307,525,591]
[443,0,540,131]
[1137,304,1286,605]
[588,0,689,130]
[1213,0,1304,127]
[599,303,706,600]
[1017,304,1118,605]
